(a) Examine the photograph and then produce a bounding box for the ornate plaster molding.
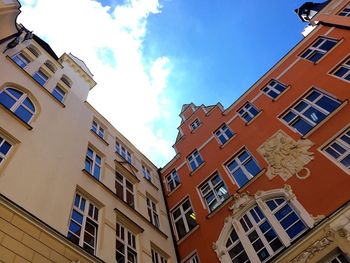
[257,130,314,181]
[289,231,334,263]
[229,192,253,212]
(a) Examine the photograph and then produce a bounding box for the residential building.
[160,1,350,262]
[0,1,177,262]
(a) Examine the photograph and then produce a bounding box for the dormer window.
[190,118,200,131]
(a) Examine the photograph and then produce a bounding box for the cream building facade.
[0,1,177,262]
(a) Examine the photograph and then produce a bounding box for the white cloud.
[18,0,177,166]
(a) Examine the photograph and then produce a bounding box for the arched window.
[44,60,57,73]
[27,45,40,58]
[61,75,72,88]
[0,87,35,123]
[225,228,249,263]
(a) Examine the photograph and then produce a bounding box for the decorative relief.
[257,130,314,181]
[289,231,334,263]
[330,206,350,242]
[229,192,252,212]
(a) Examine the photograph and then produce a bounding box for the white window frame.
[151,249,167,263]
[338,4,350,16]
[226,228,250,263]
[0,87,36,123]
[166,170,180,192]
[322,127,350,170]
[147,197,160,228]
[262,80,287,99]
[91,120,105,139]
[0,136,12,166]
[115,172,135,208]
[226,149,261,188]
[238,102,260,123]
[142,164,152,181]
[33,69,49,86]
[281,89,341,135]
[85,147,102,180]
[214,123,234,145]
[52,85,66,102]
[199,173,229,212]
[332,57,350,82]
[171,198,197,240]
[116,141,133,164]
[67,193,99,255]
[300,37,338,62]
[116,223,137,263]
[190,118,201,131]
[11,52,30,68]
[187,150,204,171]
[184,253,200,263]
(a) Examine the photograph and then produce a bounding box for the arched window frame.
[27,44,41,58]
[213,186,315,263]
[0,85,38,125]
[60,75,72,88]
[44,60,57,73]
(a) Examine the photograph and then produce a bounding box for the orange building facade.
[160,1,350,262]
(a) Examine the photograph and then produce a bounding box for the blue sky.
[18,0,317,166]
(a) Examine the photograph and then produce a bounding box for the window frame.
[237,102,260,123]
[67,193,99,255]
[33,68,49,86]
[147,197,160,228]
[199,172,229,212]
[116,223,137,263]
[52,85,67,103]
[261,80,287,100]
[299,37,338,62]
[0,135,13,166]
[115,141,133,164]
[171,198,197,240]
[115,172,135,208]
[184,253,200,263]
[190,118,201,131]
[225,148,262,188]
[166,170,180,192]
[338,4,350,16]
[280,88,341,136]
[85,147,102,180]
[214,123,234,145]
[91,120,105,139]
[331,56,350,83]
[11,52,31,68]
[151,249,167,263]
[142,164,152,181]
[187,149,204,172]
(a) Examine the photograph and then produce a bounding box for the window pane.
[340,155,350,168]
[286,221,306,239]
[23,98,35,112]
[69,221,81,236]
[7,88,23,99]
[67,232,80,245]
[303,107,326,123]
[334,66,349,77]
[315,96,340,112]
[14,105,32,123]
[72,210,83,224]
[245,159,260,176]
[293,118,313,135]
[0,92,16,109]
[319,40,336,51]
[233,168,249,187]
[0,141,11,155]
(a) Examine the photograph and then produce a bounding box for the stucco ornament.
[289,231,334,263]
[229,192,252,212]
[257,130,314,181]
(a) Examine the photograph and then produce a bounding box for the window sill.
[219,134,237,149]
[143,176,159,191]
[189,162,206,176]
[0,103,33,130]
[244,110,263,126]
[176,224,200,245]
[90,129,109,146]
[82,169,169,239]
[237,168,266,193]
[302,99,348,139]
[271,85,291,102]
[167,184,182,197]
[6,56,66,108]
[206,196,233,219]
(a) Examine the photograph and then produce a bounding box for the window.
[226,228,250,263]
[67,193,99,255]
[52,86,66,102]
[300,37,338,62]
[147,197,160,228]
[266,198,307,240]
[226,149,261,188]
[184,253,200,263]
[115,172,135,208]
[339,4,350,16]
[151,249,167,263]
[142,165,152,181]
[190,118,200,131]
[281,89,341,135]
[199,173,229,212]
[44,61,56,73]
[166,170,180,192]
[91,120,105,139]
[27,45,40,57]
[171,198,197,240]
[187,150,204,171]
[116,141,132,164]
[214,123,234,145]
[0,87,35,123]
[0,136,12,165]
[116,223,137,263]
[323,128,350,170]
[240,206,283,262]
[33,69,48,86]
[61,75,72,88]
[262,80,287,99]
[332,57,350,82]
[85,147,102,180]
[325,252,350,263]
[11,53,30,68]
[238,102,260,123]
